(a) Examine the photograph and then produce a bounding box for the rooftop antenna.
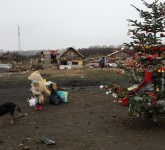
[18,25,21,51]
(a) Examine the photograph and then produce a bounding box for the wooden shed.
[105,49,131,68]
[106,50,127,59]
[58,47,85,69]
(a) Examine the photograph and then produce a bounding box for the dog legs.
[10,108,15,125]
[0,116,15,126]
[11,116,15,125]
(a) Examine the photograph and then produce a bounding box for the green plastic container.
[57,91,68,103]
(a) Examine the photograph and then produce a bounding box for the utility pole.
[18,25,21,51]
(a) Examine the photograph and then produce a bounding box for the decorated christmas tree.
[100,0,165,121]
[127,0,165,120]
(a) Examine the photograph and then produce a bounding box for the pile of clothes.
[28,71,68,110]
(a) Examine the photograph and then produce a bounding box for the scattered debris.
[31,63,43,70]
[15,113,27,119]
[25,138,32,141]
[0,63,12,69]
[40,136,56,145]
[22,146,30,150]
[19,143,24,147]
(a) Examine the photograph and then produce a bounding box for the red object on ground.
[35,105,42,110]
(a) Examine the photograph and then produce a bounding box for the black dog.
[0,102,21,126]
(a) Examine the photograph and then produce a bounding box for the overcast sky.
[0,0,164,50]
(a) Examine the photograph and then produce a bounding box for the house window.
[61,60,67,65]
[72,61,78,65]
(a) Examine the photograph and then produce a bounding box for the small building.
[106,50,129,60]
[105,49,131,67]
[58,47,85,69]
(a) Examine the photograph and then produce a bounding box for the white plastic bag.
[28,97,37,107]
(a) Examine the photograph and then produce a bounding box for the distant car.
[87,59,100,68]
[88,63,99,68]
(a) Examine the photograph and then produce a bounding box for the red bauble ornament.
[160,67,165,72]
[118,96,129,106]
[146,55,153,60]
[153,53,159,58]
[159,47,165,52]
[144,71,153,83]
[153,68,157,72]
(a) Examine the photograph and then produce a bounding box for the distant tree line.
[9,51,40,62]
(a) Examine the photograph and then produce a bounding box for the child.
[31,80,44,110]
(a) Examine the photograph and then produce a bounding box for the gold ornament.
[156,88,160,92]
[144,45,151,49]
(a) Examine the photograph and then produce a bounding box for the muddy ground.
[0,70,165,150]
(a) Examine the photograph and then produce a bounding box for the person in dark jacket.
[99,57,105,69]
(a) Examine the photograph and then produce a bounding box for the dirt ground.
[0,69,165,150]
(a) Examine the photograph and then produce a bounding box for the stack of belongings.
[45,81,68,105]
[28,71,68,110]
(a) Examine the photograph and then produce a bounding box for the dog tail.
[16,105,21,112]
